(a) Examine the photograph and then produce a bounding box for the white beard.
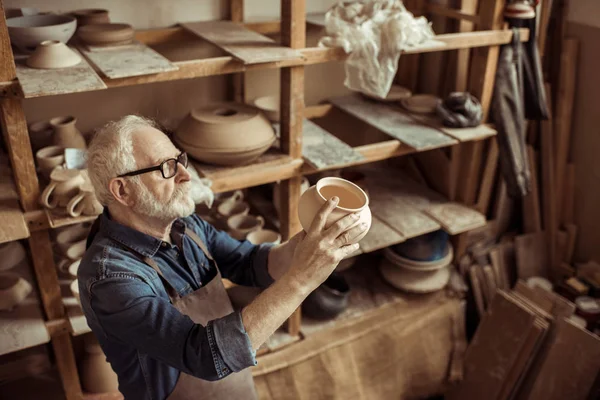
[132,180,195,221]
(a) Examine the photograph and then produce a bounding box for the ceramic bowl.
[179,139,274,166]
[36,145,65,178]
[77,23,135,46]
[390,230,449,262]
[379,258,451,294]
[383,244,453,272]
[302,273,350,320]
[252,95,280,122]
[26,40,81,69]
[72,9,110,26]
[7,14,77,53]
[55,224,90,255]
[298,177,371,244]
[247,229,281,245]
[401,94,441,114]
[65,239,87,261]
[0,242,27,272]
[217,200,249,220]
[175,103,276,151]
[0,273,33,311]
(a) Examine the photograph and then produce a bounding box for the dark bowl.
[302,273,351,320]
[391,230,449,262]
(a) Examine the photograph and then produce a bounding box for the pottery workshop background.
[5,0,600,264]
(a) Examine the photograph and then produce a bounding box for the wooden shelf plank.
[14,51,106,98]
[0,259,50,356]
[182,21,303,64]
[330,95,458,150]
[44,209,97,230]
[408,112,497,142]
[0,198,28,244]
[79,42,178,79]
[359,215,405,254]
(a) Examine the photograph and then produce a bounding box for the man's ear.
[108,177,134,207]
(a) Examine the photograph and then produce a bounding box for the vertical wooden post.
[0,2,82,399]
[455,0,479,92]
[228,0,245,102]
[280,0,305,337]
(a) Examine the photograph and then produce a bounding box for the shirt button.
[162,242,168,247]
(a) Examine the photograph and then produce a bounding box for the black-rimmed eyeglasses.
[117,152,189,179]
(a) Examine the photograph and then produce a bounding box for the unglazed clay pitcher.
[40,168,85,209]
[227,214,265,240]
[50,116,86,149]
[67,183,103,217]
[0,273,32,311]
[298,177,371,244]
[81,335,119,393]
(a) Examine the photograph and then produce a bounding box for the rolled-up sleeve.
[89,275,256,380]
[190,215,275,288]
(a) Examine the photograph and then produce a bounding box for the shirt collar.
[100,209,186,258]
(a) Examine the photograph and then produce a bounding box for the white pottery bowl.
[7,14,77,53]
[0,273,33,311]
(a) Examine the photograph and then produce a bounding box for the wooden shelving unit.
[0,0,522,398]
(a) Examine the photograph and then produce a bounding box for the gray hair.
[87,115,159,206]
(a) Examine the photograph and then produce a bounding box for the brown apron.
[135,227,257,400]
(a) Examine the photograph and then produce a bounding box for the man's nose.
[175,164,191,183]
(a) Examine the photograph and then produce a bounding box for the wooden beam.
[228,0,245,103]
[522,146,542,233]
[455,0,479,92]
[540,83,557,275]
[456,140,484,206]
[0,0,16,82]
[561,163,575,226]
[427,3,481,24]
[475,137,499,215]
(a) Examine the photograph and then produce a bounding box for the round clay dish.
[7,14,77,52]
[252,95,280,122]
[383,244,453,271]
[78,23,134,46]
[379,259,451,293]
[72,9,110,26]
[27,40,81,69]
[401,94,441,114]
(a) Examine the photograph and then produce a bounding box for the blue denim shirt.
[78,210,274,400]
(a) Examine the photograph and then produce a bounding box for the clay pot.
[247,229,281,245]
[217,200,249,220]
[50,116,86,149]
[0,242,27,272]
[77,23,135,46]
[55,224,90,256]
[70,279,80,304]
[67,183,103,217]
[298,177,371,244]
[383,244,453,272]
[36,145,65,179]
[65,239,87,261]
[227,215,265,241]
[401,94,441,114]
[379,258,451,294]
[390,230,449,262]
[273,177,310,216]
[40,168,85,209]
[0,273,33,311]
[252,95,280,122]
[28,121,54,152]
[26,40,81,69]
[80,335,119,393]
[6,14,77,53]
[302,273,350,320]
[72,9,110,26]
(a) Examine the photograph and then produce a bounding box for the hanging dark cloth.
[491,28,531,198]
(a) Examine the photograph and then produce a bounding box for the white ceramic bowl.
[0,273,33,311]
[7,14,77,52]
[0,241,27,272]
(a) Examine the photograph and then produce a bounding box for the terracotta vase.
[298,177,371,244]
[67,183,103,217]
[26,40,81,69]
[0,241,27,272]
[73,9,110,26]
[50,116,86,149]
[6,14,77,52]
[55,224,90,256]
[77,23,135,46]
[227,215,265,241]
[28,121,54,152]
[81,335,119,393]
[302,273,350,320]
[246,229,281,245]
[273,177,309,216]
[0,273,33,311]
[40,168,85,209]
[36,145,65,179]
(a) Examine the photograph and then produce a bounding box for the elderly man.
[79,115,367,400]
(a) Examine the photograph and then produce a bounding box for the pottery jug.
[55,224,90,256]
[217,200,249,220]
[298,177,371,244]
[36,145,65,179]
[0,241,27,272]
[80,335,119,393]
[40,168,85,209]
[0,273,33,311]
[67,183,103,217]
[246,229,281,245]
[50,116,86,149]
[302,273,350,320]
[227,214,265,241]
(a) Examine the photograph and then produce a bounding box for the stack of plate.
[175,103,276,166]
[379,243,453,294]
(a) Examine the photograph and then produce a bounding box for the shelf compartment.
[60,279,91,337]
[14,50,107,98]
[181,21,303,64]
[0,259,50,356]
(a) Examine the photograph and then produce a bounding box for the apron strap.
[141,255,180,302]
[184,226,215,262]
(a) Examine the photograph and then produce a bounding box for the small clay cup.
[227,214,265,241]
